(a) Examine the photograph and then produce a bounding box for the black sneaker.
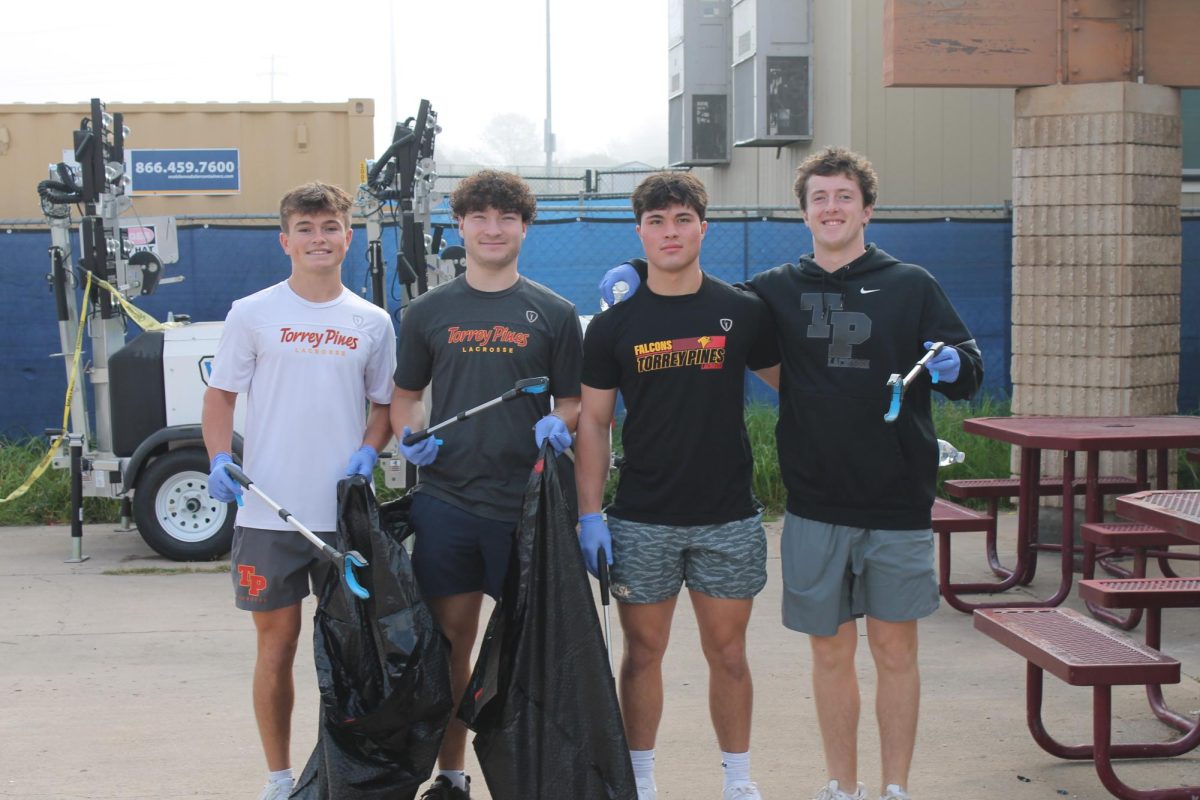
[420,775,471,800]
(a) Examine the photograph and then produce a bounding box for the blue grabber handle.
[223,463,371,600]
[882,342,944,423]
[332,549,371,601]
[883,378,904,423]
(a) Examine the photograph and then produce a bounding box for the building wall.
[0,99,374,221]
[697,0,1014,208]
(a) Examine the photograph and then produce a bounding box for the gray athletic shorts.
[780,512,939,637]
[608,513,767,605]
[231,526,335,612]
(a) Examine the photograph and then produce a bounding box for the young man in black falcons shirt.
[577,172,778,800]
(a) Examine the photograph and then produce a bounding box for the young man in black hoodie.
[600,148,982,800]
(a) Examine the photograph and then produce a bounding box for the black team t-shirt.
[582,274,778,525]
[394,275,583,523]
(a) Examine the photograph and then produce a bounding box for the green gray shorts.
[608,513,767,605]
[780,512,938,636]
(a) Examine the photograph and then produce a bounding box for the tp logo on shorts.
[238,565,268,596]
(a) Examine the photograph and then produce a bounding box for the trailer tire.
[133,448,234,561]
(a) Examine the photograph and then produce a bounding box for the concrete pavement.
[1,514,1197,799]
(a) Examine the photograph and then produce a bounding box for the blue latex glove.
[399,426,440,467]
[534,414,572,454]
[207,452,243,504]
[346,445,378,477]
[924,341,961,384]
[578,513,612,579]
[599,262,641,307]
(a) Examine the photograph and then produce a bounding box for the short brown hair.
[793,146,879,212]
[279,182,354,231]
[632,171,708,223]
[450,169,537,223]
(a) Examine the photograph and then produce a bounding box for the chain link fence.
[4,210,1199,437]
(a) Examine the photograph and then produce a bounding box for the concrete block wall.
[1009,82,1183,486]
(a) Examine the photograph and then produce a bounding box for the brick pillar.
[1011,82,1182,486]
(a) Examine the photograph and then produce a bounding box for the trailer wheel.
[133,448,234,561]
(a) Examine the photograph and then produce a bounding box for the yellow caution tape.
[87,272,184,332]
[2,272,93,504]
[2,269,185,503]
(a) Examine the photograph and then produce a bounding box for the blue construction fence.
[2,214,1198,438]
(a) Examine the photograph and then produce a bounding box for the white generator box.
[162,321,246,432]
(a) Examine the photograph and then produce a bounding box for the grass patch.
[0,438,119,526]
[738,395,1016,514]
[102,564,231,576]
[3,395,1192,525]
[929,394,1016,504]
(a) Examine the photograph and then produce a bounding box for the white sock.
[721,750,750,788]
[884,784,906,797]
[438,770,468,791]
[267,768,293,785]
[630,748,655,784]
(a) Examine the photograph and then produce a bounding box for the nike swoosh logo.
[860,288,881,294]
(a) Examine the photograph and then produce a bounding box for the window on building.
[1184,89,1200,191]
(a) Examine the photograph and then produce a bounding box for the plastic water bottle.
[937,439,966,467]
[599,280,630,312]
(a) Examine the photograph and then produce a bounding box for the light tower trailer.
[39,98,244,561]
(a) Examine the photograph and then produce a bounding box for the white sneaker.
[636,777,658,800]
[812,780,866,800]
[878,786,911,800]
[724,780,763,799]
[256,781,293,800]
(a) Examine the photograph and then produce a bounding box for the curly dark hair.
[450,170,537,223]
[631,171,708,223]
[793,146,879,212]
[279,181,354,231]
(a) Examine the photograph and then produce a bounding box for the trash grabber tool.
[598,545,613,674]
[401,376,550,446]
[883,341,944,423]
[222,463,371,600]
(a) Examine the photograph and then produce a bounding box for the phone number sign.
[128,148,240,195]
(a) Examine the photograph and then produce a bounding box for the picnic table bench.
[1078,576,1200,734]
[931,497,1009,613]
[944,475,1140,583]
[1080,523,1200,629]
[974,606,1200,800]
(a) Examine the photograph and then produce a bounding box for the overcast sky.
[1,0,668,167]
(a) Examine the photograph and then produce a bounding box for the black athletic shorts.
[409,492,515,599]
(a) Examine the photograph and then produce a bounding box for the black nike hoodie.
[746,245,983,529]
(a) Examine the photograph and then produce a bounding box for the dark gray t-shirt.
[394,275,583,522]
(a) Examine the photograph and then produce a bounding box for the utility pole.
[544,0,555,171]
[389,2,398,128]
[259,55,285,101]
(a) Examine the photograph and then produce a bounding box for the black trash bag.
[292,477,454,800]
[458,448,636,800]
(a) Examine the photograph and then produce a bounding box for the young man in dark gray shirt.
[391,169,583,800]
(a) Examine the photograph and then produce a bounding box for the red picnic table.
[973,484,1200,800]
[960,415,1200,607]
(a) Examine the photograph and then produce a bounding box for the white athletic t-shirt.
[209,281,396,531]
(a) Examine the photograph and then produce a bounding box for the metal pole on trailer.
[65,434,89,563]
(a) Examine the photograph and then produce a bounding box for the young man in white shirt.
[202,182,396,800]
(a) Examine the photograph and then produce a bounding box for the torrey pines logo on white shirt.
[278,326,359,355]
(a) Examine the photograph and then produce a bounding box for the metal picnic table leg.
[1038,449,1076,607]
[1017,446,1042,586]
[1024,662,1200,764]
[1143,607,1200,734]
[1093,685,1200,800]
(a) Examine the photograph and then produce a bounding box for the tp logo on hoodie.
[801,292,871,369]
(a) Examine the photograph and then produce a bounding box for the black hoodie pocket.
[779,389,918,513]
